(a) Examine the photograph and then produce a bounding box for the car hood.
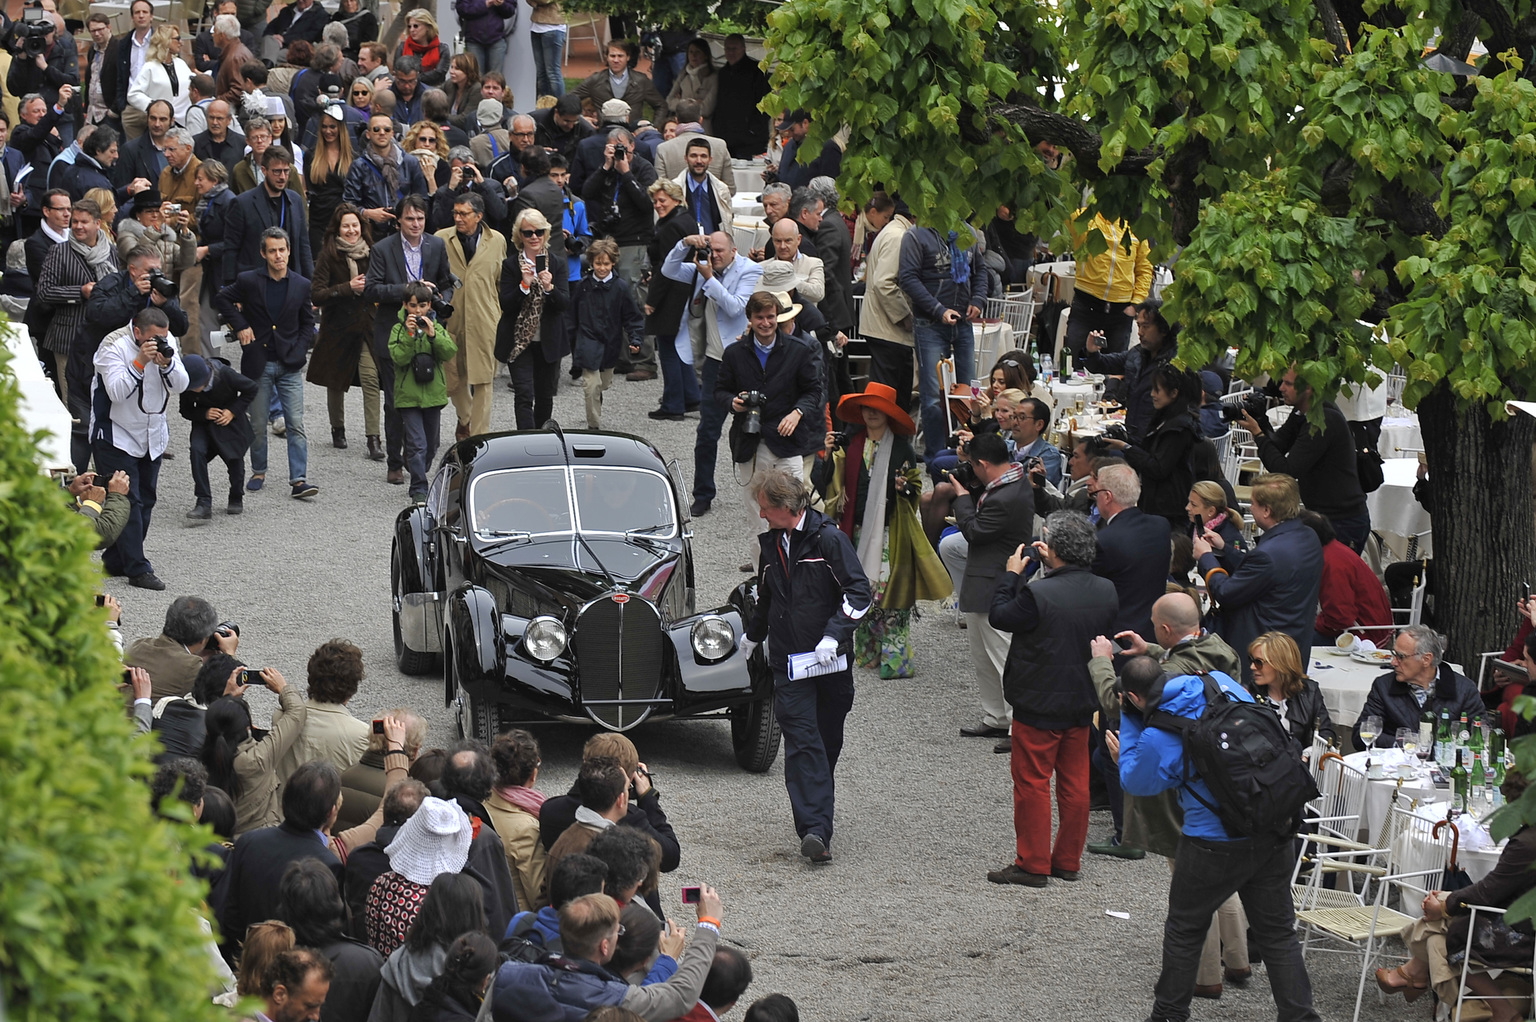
[476,535,681,607]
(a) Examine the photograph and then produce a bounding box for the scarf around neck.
[855,431,894,584]
[334,234,369,278]
[365,143,401,196]
[401,34,442,73]
[194,182,228,221]
[70,228,116,272]
[494,784,546,815]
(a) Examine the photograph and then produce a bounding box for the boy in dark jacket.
[388,281,457,501]
[570,238,643,429]
[180,354,258,518]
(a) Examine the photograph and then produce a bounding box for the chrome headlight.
[524,616,568,662]
[690,615,735,661]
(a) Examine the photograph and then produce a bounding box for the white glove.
[739,638,758,660]
[814,636,839,666]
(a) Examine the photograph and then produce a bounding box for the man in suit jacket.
[811,188,855,334]
[113,0,157,121]
[179,354,257,517]
[363,194,456,484]
[509,147,568,242]
[212,227,318,497]
[950,432,1036,747]
[193,100,246,171]
[12,91,71,226]
[223,146,313,282]
[82,14,121,136]
[1194,472,1324,684]
[114,100,174,192]
[652,100,732,184]
[214,761,344,959]
[1091,462,1172,641]
[671,139,733,237]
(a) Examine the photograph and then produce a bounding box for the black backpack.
[1146,673,1319,840]
[152,696,207,759]
[498,912,550,964]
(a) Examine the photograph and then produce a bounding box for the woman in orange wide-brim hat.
[812,382,950,678]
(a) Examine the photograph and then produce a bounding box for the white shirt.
[128,27,153,89]
[89,327,191,460]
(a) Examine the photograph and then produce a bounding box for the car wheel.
[448,636,499,742]
[392,542,440,676]
[730,694,781,772]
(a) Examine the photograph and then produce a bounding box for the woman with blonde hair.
[127,24,195,124]
[84,187,117,241]
[1186,478,1246,571]
[393,8,451,85]
[403,120,450,191]
[496,207,569,429]
[1247,631,1335,748]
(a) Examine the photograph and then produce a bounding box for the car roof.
[451,429,671,475]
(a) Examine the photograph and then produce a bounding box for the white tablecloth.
[1380,416,1423,457]
[1049,380,1095,405]
[1367,458,1432,557]
[730,193,764,217]
[1311,654,1388,727]
[1342,751,1445,844]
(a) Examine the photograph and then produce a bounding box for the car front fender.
[668,606,753,694]
[447,583,503,682]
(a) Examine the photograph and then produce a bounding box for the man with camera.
[947,431,1035,750]
[986,512,1118,887]
[1081,299,1179,443]
[365,193,456,485]
[1238,365,1372,553]
[427,147,508,233]
[89,306,190,590]
[124,595,239,703]
[713,291,822,567]
[660,231,763,516]
[214,227,318,500]
[73,242,190,472]
[7,10,79,145]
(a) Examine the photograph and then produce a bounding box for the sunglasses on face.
[521,229,544,237]
[369,125,393,132]
[1250,658,1265,669]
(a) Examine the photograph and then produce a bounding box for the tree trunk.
[1418,384,1536,668]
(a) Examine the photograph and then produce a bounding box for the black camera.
[16,9,51,57]
[1221,393,1269,426]
[612,144,627,161]
[690,244,709,262]
[951,459,980,493]
[146,269,178,299]
[155,337,174,360]
[740,390,766,435]
[1086,422,1130,457]
[830,430,852,450]
[210,621,239,647]
[431,294,454,322]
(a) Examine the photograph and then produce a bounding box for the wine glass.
[1359,715,1382,750]
[1396,727,1417,762]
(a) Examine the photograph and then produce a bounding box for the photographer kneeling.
[716,290,821,572]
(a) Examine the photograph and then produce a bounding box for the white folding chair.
[937,357,958,436]
[1454,902,1536,1022]
[1346,565,1427,637]
[1312,754,1368,841]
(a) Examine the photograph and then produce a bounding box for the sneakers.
[1086,839,1147,860]
[799,834,831,863]
[270,416,286,436]
[986,864,1048,887]
[128,571,166,591]
[291,480,319,499]
[186,504,212,521]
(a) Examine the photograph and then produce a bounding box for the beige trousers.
[178,263,202,356]
[444,348,493,435]
[581,368,613,429]
[121,104,147,140]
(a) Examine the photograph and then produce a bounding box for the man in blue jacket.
[1118,656,1321,1022]
[1193,472,1322,683]
[896,223,988,457]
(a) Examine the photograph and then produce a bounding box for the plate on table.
[1351,649,1394,666]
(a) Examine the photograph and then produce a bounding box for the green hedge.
[0,343,227,1021]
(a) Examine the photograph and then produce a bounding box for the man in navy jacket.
[213,228,318,499]
[1194,472,1323,684]
[742,468,871,864]
[224,146,313,281]
[896,223,988,456]
[1091,462,1172,641]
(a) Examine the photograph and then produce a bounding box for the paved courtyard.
[99,358,1415,1021]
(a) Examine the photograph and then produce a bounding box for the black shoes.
[960,723,1009,738]
[129,572,165,591]
[987,864,1047,887]
[1051,867,1080,881]
[648,410,685,421]
[994,738,1012,754]
[800,834,831,863]
[291,481,319,499]
[186,504,212,521]
[689,498,710,517]
[332,428,347,449]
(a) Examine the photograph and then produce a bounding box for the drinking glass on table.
[1359,714,1382,748]
[1396,727,1417,759]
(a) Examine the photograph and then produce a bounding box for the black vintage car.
[390,426,781,771]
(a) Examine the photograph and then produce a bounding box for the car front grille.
[574,594,664,730]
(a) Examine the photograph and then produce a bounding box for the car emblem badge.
[611,594,630,604]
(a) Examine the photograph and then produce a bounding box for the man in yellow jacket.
[1064,211,1152,358]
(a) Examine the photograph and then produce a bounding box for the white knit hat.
[384,797,472,885]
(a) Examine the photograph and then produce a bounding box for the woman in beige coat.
[484,730,549,914]
[666,39,718,132]
[201,668,307,836]
[436,200,507,439]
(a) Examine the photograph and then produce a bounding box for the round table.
[1341,750,1444,844]
[1310,652,1388,727]
[730,193,764,218]
[1049,380,1095,406]
[1367,458,1432,558]
[1380,415,1423,457]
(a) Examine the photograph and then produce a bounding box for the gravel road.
[100,358,1411,1021]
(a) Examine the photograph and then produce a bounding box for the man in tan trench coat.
[436,192,508,438]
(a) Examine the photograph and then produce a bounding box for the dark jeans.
[864,336,914,412]
[378,356,405,472]
[188,424,244,504]
[399,405,442,497]
[692,357,728,503]
[92,442,161,578]
[67,346,93,473]
[1065,291,1135,361]
[657,328,700,414]
[773,666,855,844]
[1330,512,1372,554]
[509,347,561,430]
[1151,835,1321,1022]
[1092,740,1124,843]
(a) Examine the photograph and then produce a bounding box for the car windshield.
[471,468,574,537]
[573,468,675,536]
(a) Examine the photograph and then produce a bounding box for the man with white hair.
[194,0,257,76]
[806,175,854,333]
[158,127,204,352]
[1090,461,1171,642]
[1353,624,1483,750]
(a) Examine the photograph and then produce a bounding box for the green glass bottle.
[1470,751,1486,810]
[1452,748,1470,813]
[1470,718,1486,755]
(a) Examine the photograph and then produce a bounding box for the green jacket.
[388,308,457,409]
[1091,629,1240,858]
[74,491,130,548]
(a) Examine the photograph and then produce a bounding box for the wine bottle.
[1452,748,1469,814]
[1419,707,1435,755]
[1470,718,1485,755]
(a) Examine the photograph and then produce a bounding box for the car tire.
[731,651,781,772]
[392,543,440,676]
[448,634,500,743]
